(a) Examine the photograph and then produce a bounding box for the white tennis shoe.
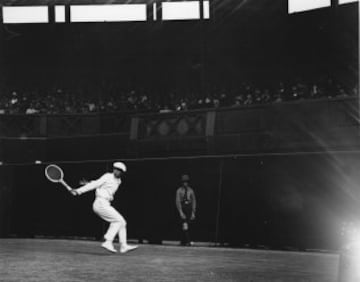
[120,244,138,254]
[101,241,117,253]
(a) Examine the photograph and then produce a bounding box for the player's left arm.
[176,189,186,219]
[72,174,107,195]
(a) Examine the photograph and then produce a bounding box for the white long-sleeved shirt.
[76,173,121,202]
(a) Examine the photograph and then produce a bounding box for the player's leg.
[182,221,191,246]
[181,206,192,246]
[180,220,186,245]
[104,222,121,243]
[92,199,121,252]
[117,214,138,253]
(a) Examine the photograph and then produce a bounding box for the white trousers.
[92,198,127,244]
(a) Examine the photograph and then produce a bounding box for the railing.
[0,112,132,138]
[133,97,359,154]
[0,97,358,163]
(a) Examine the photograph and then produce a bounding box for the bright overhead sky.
[2,1,210,24]
[288,0,331,13]
[288,0,358,13]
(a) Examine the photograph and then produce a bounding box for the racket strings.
[46,166,62,181]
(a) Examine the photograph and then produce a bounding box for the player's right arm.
[72,174,107,196]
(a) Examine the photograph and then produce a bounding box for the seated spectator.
[232,99,242,107]
[204,97,212,108]
[244,94,254,105]
[261,89,272,103]
[0,74,356,115]
[159,105,173,113]
[352,86,359,96]
[213,98,220,108]
[25,102,40,114]
[219,93,229,107]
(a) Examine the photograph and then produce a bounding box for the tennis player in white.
[70,162,138,254]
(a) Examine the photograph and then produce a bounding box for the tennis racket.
[45,164,73,192]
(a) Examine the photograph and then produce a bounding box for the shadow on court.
[0,239,339,282]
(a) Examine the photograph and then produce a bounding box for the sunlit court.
[0,239,339,282]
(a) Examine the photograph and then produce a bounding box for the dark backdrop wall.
[3,151,360,250]
[0,166,13,237]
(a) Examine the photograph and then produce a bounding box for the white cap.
[113,162,126,172]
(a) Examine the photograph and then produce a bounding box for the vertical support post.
[130,117,140,140]
[214,158,224,245]
[147,1,154,22]
[199,0,204,20]
[206,110,216,154]
[0,5,3,96]
[157,0,162,22]
[199,0,206,99]
[65,4,70,23]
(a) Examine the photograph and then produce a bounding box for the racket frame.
[45,164,72,192]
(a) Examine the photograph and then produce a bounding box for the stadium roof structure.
[0,0,357,85]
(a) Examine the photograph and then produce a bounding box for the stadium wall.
[0,97,359,250]
[2,151,360,251]
[0,97,358,164]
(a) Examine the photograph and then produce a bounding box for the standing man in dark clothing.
[176,174,197,246]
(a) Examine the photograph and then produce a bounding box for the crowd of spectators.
[0,77,357,115]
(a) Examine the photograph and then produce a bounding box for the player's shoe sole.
[120,245,138,254]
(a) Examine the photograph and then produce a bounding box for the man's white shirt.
[76,173,121,201]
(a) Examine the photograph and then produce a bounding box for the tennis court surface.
[0,239,339,282]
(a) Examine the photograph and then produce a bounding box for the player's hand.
[180,213,186,220]
[79,178,89,185]
[70,190,79,196]
[191,213,196,220]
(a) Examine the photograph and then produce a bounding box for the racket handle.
[60,179,73,192]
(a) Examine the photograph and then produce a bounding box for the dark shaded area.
[1,151,360,251]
